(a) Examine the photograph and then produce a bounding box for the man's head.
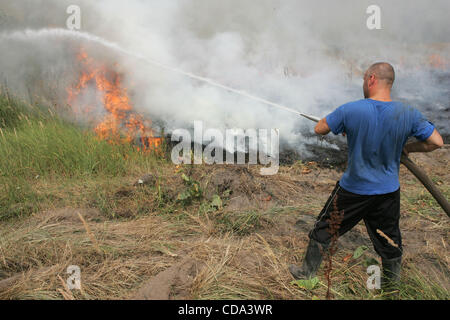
[363,62,395,99]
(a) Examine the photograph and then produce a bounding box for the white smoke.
[0,0,449,151]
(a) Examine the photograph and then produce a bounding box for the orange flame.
[67,49,162,152]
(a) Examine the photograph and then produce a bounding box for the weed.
[177,173,203,206]
[323,194,344,300]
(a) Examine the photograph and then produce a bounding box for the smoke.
[0,0,449,152]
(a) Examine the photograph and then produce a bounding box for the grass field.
[0,92,448,300]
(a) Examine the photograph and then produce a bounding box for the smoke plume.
[0,0,449,153]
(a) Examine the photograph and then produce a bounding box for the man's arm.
[403,129,444,155]
[315,118,331,135]
[315,118,346,136]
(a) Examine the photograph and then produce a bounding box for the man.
[289,62,444,289]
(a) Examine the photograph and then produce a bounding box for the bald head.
[365,62,395,87]
[363,62,396,100]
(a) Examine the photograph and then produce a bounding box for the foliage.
[177,173,203,205]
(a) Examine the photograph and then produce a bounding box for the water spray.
[0,28,316,120]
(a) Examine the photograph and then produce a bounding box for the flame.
[67,48,162,152]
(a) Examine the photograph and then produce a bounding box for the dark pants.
[309,182,403,260]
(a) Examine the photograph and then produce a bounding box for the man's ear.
[369,75,377,88]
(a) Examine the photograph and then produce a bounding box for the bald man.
[289,62,444,290]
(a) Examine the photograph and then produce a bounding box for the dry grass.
[0,150,449,300]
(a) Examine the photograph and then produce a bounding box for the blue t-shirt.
[326,99,435,195]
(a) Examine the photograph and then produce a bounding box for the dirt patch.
[40,208,104,223]
[132,257,204,300]
[0,266,55,294]
[193,165,315,212]
[0,273,22,292]
[293,213,374,252]
[202,166,265,199]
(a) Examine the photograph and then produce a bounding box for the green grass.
[396,265,450,300]
[0,119,131,178]
[0,93,163,220]
[401,185,450,219]
[0,93,34,129]
[323,261,450,300]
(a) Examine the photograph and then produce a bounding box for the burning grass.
[67,48,162,152]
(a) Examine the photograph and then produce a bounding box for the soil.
[132,257,204,300]
[41,208,104,223]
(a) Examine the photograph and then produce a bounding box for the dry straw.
[77,212,102,254]
[376,229,399,248]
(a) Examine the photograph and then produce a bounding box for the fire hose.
[300,113,450,218]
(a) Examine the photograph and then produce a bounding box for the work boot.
[289,239,326,280]
[381,256,402,291]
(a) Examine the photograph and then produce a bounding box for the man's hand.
[314,118,331,135]
[402,147,409,157]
